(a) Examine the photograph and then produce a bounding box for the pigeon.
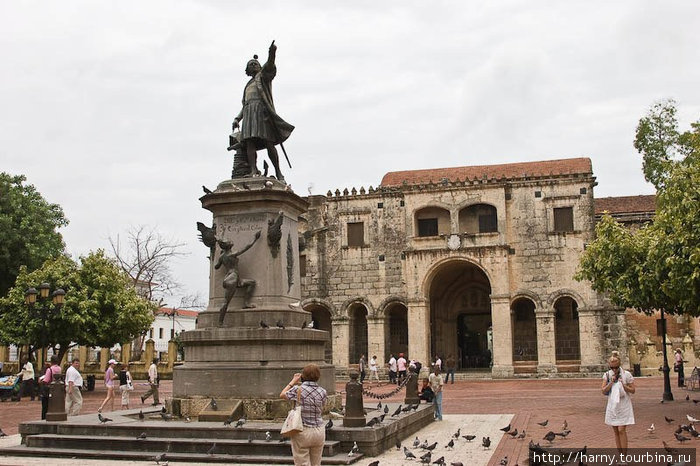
[562,420,568,430]
[500,423,511,432]
[379,414,386,423]
[308,320,314,328]
[367,461,380,466]
[260,320,269,329]
[98,413,112,423]
[404,446,416,459]
[433,456,445,465]
[136,432,147,440]
[687,414,700,423]
[235,417,247,428]
[265,431,271,441]
[161,406,167,413]
[537,419,548,427]
[674,432,691,443]
[138,410,144,421]
[419,451,431,464]
[689,429,699,438]
[241,182,250,190]
[452,428,461,439]
[202,185,213,194]
[384,405,389,414]
[543,431,556,443]
[424,441,437,451]
[207,443,216,455]
[516,430,526,439]
[450,463,464,466]
[210,398,218,410]
[665,416,675,424]
[377,401,382,409]
[160,412,173,421]
[445,439,454,449]
[325,419,333,430]
[482,437,491,449]
[224,414,234,426]
[675,425,683,435]
[348,441,359,456]
[301,320,307,329]
[554,430,570,437]
[411,403,419,411]
[694,399,700,404]
[276,319,285,329]
[462,435,476,442]
[402,404,413,413]
[395,439,402,450]
[647,423,655,434]
[392,405,403,417]
[686,394,690,401]
[154,452,168,464]
[0,428,6,438]
[366,417,380,427]
[499,457,508,466]
[184,416,191,423]
[413,436,420,447]
[506,429,519,438]
[662,440,678,453]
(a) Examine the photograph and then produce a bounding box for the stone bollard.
[343,372,366,427]
[45,374,67,421]
[403,370,420,405]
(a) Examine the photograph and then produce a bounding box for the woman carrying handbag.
[280,364,328,466]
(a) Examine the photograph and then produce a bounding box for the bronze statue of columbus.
[228,40,294,181]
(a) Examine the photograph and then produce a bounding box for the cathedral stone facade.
[298,157,630,377]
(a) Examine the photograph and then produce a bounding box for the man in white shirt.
[16,357,35,401]
[387,354,397,384]
[141,358,160,405]
[64,359,83,416]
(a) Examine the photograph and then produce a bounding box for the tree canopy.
[0,250,155,360]
[576,100,700,316]
[0,173,68,296]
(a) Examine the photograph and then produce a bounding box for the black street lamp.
[659,309,674,401]
[25,283,67,422]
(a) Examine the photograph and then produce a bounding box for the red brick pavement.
[1,376,697,464]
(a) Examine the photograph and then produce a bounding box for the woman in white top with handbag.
[602,354,635,458]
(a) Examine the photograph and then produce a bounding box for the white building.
[144,307,199,356]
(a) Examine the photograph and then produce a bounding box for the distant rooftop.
[380,157,592,187]
[156,307,199,318]
[594,195,656,215]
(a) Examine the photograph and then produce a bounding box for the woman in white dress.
[602,354,635,457]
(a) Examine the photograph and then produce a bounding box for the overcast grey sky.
[2,1,699,307]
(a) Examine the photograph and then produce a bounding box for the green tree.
[0,250,155,361]
[0,173,68,296]
[576,100,700,316]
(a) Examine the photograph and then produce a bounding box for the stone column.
[535,308,556,375]
[333,318,350,368]
[144,339,155,365]
[407,299,430,364]
[490,294,513,378]
[99,348,110,372]
[168,340,178,369]
[121,343,131,365]
[682,334,696,368]
[0,346,8,366]
[78,346,88,371]
[578,306,618,372]
[367,316,386,369]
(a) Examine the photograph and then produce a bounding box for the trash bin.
[633,364,641,377]
[86,375,96,391]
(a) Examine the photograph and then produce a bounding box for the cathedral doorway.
[385,302,408,362]
[348,303,368,365]
[554,296,581,361]
[306,304,333,364]
[428,260,492,370]
[512,298,538,362]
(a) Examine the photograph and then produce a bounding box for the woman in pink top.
[98,359,118,412]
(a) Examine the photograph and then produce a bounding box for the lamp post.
[25,283,67,421]
[659,309,674,401]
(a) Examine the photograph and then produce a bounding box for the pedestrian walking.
[674,348,685,387]
[119,363,134,409]
[16,357,35,401]
[141,358,160,405]
[39,356,61,420]
[280,363,328,466]
[358,355,367,384]
[98,359,118,413]
[429,365,444,420]
[433,354,442,372]
[387,353,397,384]
[397,353,407,385]
[602,354,635,457]
[64,358,83,416]
[445,354,456,384]
[369,355,380,386]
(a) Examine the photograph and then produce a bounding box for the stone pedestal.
[173,178,334,417]
[45,376,67,422]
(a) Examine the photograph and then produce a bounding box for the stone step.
[198,399,244,422]
[25,433,341,456]
[0,445,364,464]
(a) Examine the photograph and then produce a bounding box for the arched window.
[415,206,450,237]
[458,204,498,234]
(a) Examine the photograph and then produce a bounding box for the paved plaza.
[0,375,697,465]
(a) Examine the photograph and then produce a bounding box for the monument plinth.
[173,177,336,417]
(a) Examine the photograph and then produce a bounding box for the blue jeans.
[433,391,443,420]
[445,368,455,383]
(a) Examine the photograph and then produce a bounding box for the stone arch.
[340,296,375,319]
[379,295,409,362]
[302,298,334,364]
[511,296,538,363]
[458,203,498,234]
[553,295,581,361]
[376,295,407,317]
[546,289,586,309]
[345,299,370,365]
[511,290,543,311]
[414,205,451,237]
[301,297,338,317]
[421,256,493,298]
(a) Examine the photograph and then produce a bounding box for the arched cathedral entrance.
[429,260,492,370]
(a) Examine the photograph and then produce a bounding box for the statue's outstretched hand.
[269,40,276,52]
